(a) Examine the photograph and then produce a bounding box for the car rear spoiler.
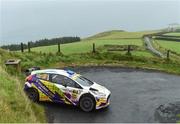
[25,67,41,76]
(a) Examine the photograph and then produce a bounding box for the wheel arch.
[25,87,40,101]
[78,93,96,106]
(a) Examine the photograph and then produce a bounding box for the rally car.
[24,69,111,112]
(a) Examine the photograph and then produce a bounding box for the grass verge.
[0,66,45,123]
[2,49,179,75]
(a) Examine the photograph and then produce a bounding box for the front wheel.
[79,96,95,112]
[26,88,39,102]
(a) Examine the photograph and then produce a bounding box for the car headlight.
[91,90,106,97]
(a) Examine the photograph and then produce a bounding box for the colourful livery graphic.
[24,69,111,112]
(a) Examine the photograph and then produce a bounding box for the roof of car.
[31,69,76,77]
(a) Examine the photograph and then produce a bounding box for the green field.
[23,30,180,59]
[156,40,180,53]
[26,30,154,55]
[31,39,143,54]
[164,32,180,36]
[154,32,180,54]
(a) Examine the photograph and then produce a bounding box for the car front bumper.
[95,94,110,109]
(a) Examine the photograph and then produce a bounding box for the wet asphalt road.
[42,67,180,123]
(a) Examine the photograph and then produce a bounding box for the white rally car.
[24,69,111,112]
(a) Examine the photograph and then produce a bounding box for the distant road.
[143,36,165,58]
[143,31,172,58]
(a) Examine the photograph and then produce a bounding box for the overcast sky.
[0,0,180,45]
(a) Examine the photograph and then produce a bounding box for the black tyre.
[79,95,95,112]
[26,88,39,102]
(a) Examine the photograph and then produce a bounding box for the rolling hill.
[26,30,158,55]
[85,30,158,40]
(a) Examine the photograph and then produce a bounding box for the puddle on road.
[155,102,180,123]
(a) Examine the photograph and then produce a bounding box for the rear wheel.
[26,88,39,102]
[79,95,95,112]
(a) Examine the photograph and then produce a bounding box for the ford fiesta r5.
[24,69,111,112]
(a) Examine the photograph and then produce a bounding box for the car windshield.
[74,76,94,87]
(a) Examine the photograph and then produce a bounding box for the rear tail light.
[26,75,33,82]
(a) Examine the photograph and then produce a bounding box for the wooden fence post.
[167,50,170,60]
[21,43,24,53]
[58,42,61,53]
[92,43,96,53]
[28,42,31,52]
[127,45,131,54]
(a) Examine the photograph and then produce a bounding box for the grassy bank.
[0,66,45,122]
[1,48,180,75]
[0,50,45,123]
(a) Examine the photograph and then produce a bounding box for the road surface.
[41,67,180,123]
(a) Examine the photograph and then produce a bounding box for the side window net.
[51,74,64,85]
[50,74,82,89]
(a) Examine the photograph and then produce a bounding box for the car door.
[50,74,72,104]
[50,74,83,105]
[63,76,83,105]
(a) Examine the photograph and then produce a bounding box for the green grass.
[2,48,180,75]
[105,50,154,58]
[156,40,180,53]
[0,49,45,123]
[0,66,45,123]
[131,51,154,57]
